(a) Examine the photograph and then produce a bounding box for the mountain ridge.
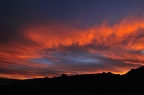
[1,66,144,95]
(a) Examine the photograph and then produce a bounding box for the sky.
[0,0,144,79]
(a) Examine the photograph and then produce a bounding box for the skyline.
[0,0,144,79]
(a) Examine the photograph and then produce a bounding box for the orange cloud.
[25,17,144,57]
[25,17,144,47]
[24,17,144,73]
[0,17,144,79]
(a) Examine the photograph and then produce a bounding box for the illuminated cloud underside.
[0,17,144,79]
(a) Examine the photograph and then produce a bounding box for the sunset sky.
[0,0,144,79]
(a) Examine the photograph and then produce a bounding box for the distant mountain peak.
[125,66,144,79]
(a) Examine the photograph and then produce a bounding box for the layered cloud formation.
[0,17,144,79]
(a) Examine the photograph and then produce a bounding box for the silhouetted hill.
[125,66,144,80]
[0,78,18,85]
[1,66,144,95]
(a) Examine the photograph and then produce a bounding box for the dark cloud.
[42,44,142,74]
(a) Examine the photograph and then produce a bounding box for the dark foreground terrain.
[1,66,144,95]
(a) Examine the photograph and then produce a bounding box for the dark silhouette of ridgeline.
[1,66,144,95]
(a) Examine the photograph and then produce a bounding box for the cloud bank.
[0,17,144,79]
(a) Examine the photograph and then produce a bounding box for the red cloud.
[0,17,144,79]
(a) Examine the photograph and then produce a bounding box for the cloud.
[0,17,144,79]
